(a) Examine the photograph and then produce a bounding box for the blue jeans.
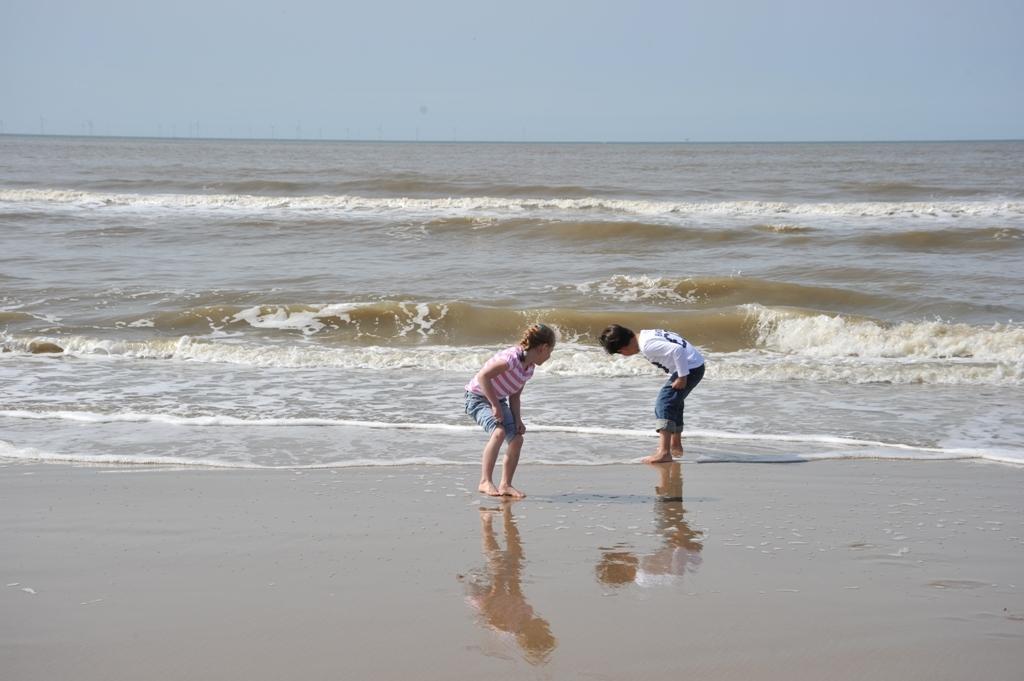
[654,364,705,433]
[465,391,517,443]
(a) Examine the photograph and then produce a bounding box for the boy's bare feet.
[499,485,526,499]
[478,481,502,496]
[670,447,685,458]
[642,451,674,464]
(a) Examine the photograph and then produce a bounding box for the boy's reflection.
[596,463,704,587]
[462,501,556,665]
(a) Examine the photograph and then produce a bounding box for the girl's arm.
[509,390,525,433]
[475,358,510,418]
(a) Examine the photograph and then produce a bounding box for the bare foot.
[642,451,674,464]
[670,447,684,458]
[499,485,526,499]
[478,481,502,496]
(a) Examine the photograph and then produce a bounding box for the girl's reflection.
[596,463,704,587]
[461,502,556,665]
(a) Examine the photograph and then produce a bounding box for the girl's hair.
[518,323,557,350]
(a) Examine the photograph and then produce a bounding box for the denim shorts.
[653,364,705,433]
[465,391,518,443]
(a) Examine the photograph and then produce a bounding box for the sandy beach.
[2,459,1021,680]
[5,0,1023,676]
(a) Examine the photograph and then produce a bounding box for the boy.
[599,324,706,463]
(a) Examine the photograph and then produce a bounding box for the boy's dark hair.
[599,324,635,354]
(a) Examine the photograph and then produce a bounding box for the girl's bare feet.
[478,481,502,496]
[499,485,526,499]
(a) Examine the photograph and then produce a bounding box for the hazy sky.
[2,0,1022,141]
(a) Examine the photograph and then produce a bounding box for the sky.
[2,0,1022,142]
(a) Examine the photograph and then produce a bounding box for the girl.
[465,323,556,498]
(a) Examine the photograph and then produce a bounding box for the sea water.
[2,136,1022,468]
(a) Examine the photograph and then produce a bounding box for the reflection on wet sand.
[596,463,704,588]
[461,501,556,665]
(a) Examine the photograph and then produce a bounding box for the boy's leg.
[643,429,675,464]
[670,432,684,457]
[667,390,685,457]
[646,378,681,463]
[670,365,705,456]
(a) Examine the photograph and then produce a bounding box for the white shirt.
[638,329,705,376]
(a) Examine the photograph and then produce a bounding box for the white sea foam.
[1,336,1021,386]
[752,306,1024,364]
[5,317,1021,385]
[0,441,465,469]
[3,188,1021,221]
[576,275,695,303]
[709,354,1022,385]
[224,302,448,339]
[0,409,480,431]
[231,303,362,335]
[697,448,1022,465]
[3,429,1019,467]
[2,409,1015,456]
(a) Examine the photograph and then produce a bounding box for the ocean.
[2,136,1022,469]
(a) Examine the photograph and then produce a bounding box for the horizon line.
[1,132,1022,145]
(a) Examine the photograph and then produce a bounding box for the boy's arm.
[646,336,690,389]
[644,334,690,388]
[671,346,689,389]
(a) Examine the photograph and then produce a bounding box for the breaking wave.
[3,306,1021,385]
[3,188,1022,221]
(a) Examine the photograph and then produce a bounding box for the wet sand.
[2,460,1022,680]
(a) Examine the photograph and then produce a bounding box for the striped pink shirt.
[466,346,535,399]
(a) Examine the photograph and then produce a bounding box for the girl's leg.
[479,428,505,496]
[499,434,526,498]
